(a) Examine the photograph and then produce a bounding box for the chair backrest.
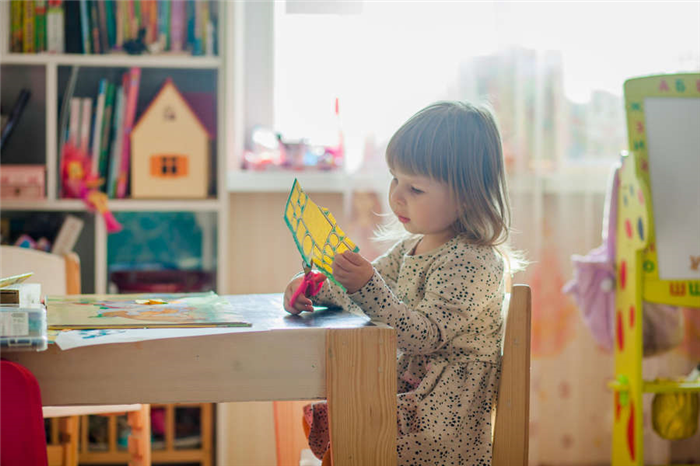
[0,246,81,295]
[492,284,531,466]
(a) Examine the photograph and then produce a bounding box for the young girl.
[284,101,515,465]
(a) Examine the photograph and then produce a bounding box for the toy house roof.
[132,78,214,139]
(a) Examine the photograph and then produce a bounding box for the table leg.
[326,327,397,466]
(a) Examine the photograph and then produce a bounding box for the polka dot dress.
[307,234,505,465]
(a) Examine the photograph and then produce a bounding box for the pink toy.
[60,143,122,234]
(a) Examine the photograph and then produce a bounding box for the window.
[270,2,700,174]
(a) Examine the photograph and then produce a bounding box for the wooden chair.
[492,284,532,466]
[0,246,151,466]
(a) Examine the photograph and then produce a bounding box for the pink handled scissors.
[289,263,326,309]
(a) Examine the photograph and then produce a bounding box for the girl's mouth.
[398,216,410,223]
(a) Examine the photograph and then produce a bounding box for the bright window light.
[274,2,700,172]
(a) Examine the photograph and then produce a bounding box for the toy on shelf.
[609,73,700,466]
[60,143,122,234]
[130,79,212,199]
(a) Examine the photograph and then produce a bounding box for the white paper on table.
[54,327,254,350]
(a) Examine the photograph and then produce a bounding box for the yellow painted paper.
[284,179,358,289]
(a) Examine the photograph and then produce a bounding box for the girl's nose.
[390,187,405,206]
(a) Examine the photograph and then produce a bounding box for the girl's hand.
[283,276,314,315]
[332,251,374,294]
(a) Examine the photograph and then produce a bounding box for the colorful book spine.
[97,0,109,53]
[89,0,101,54]
[79,97,93,154]
[68,97,82,147]
[11,1,23,53]
[115,0,123,48]
[108,85,125,198]
[79,0,90,53]
[35,1,47,53]
[47,0,64,53]
[98,83,116,188]
[186,0,195,53]
[105,0,115,49]
[149,0,158,45]
[170,0,185,52]
[139,0,149,43]
[157,0,170,50]
[133,0,141,40]
[192,0,203,55]
[117,68,141,199]
[127,0,136,42]
[91,79,107,176]
[23,1,35,54]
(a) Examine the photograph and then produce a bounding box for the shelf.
[0,53,221,69]
[643,379,700,394]
[1,199,222,212]
[608,379,700,393]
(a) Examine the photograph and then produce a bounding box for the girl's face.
[389,168,460,248]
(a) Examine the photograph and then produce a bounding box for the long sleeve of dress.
[348,244,504,358]
[309,239,407,310]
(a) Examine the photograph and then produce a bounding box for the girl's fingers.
[294,295,313,313]
[333,254,353,273]
[341,250,364,266]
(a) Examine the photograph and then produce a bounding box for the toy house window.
[150,155,189,178]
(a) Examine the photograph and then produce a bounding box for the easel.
[610,73,700,465]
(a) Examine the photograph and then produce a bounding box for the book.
[11,1,23,53]
[115,0,124,49]
[105,0,115,49]
[98,82,116,188]
[68,96,82,147]
[91,78,107,175]
[79,0,91,53]
[116,68,141,198]
[97,0,109,53]
[57,66,79,196]
[46,292,251,329]
[47,0,64,53]
[89,0,101,54]
[107,85,125,198]
[170,0,185,52]
[0,89,31,151]
[158,0,171,51]
[79,97,93,154]
[35,0,47,53]
[52,214,85,255]
[23,0,35,54]
[63,0,82,53]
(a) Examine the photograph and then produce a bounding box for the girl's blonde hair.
[380,101,524,272]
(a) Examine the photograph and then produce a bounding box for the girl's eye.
[410,187,424,194]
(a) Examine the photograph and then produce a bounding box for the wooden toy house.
[131,79,212,199]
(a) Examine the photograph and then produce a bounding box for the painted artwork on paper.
[283,179,359,288]
[46,291,250,329]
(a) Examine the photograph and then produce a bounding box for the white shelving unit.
[0,2,229,295]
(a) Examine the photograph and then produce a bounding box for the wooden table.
[5,294,397,466]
